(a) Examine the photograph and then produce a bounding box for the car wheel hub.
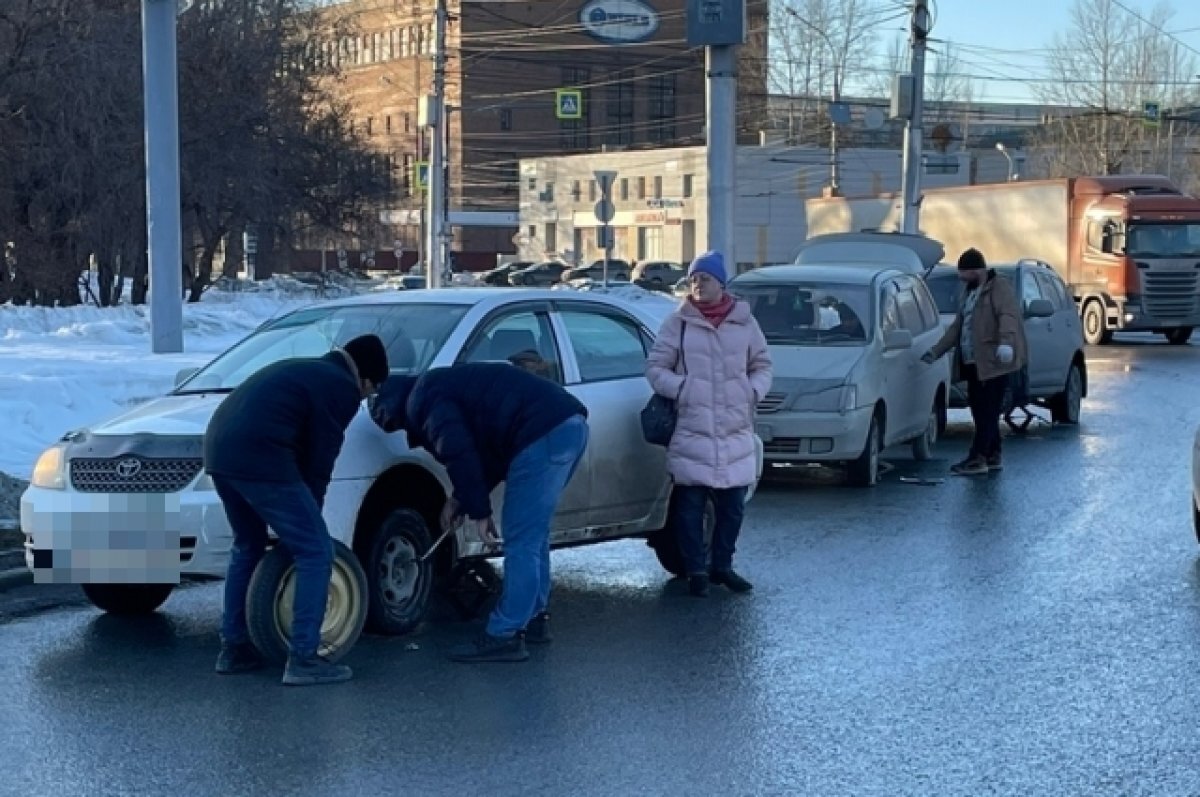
[379,536,419,607]
[274,558,361,658]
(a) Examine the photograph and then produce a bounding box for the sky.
[915,0,1200,104]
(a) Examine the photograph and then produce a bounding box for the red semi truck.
[805,175,1200,344]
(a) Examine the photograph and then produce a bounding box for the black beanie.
[957,248,987,270]
[342,334,389,385]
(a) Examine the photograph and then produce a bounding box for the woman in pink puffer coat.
[646,251,772,597]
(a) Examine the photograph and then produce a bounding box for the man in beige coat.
[922,248,1028,475]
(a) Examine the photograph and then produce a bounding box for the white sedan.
[21,288,761,661]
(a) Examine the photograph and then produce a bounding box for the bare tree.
[1034,0,1199,178]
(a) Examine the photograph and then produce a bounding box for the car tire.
[847,415,881,487]
[912,401,940,461]
[1194,496,1200,545]
[246,538,367,665]
[1049,362,1084,424]
[1082,300,1112,346]
[1165,327,1193,345]
[363,509,433,636]
[646,489,714,577]
[81,583,174,615]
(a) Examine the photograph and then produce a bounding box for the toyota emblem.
[115,457,142,479]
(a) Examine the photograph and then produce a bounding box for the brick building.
[313,0,768,267]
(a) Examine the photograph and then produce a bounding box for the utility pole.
[142,0,184,353]
[423,0,449,288]
[900,0,931,234]
[689,0,746,272]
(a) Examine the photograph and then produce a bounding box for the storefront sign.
[579,0,660,44]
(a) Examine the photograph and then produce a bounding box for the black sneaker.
[215,641,264,675]
[711,569,754,593]
[950,456,988,476]
[523,612,552,645]
[450,633,529,663]
[282,654,353,686]
[987,454,1003,472]
[688,574,710,598]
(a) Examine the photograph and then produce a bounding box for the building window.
[500,154,518,195]
[637,177,646,199]
[402,153,414,196]
[560,66,591,151]
[545,224,557,253]
[367,117,375,136]
[606,70,636,147]
[500,108,513,131]
[653,175,663,199]
[589,180,598,201]
[544,183,555,202]
[404,112,411,133]
[683,174,694,198]
[619,178,629,200]
[572,180,582,202]
[647,75,676,143]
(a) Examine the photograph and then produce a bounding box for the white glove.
[996,344,1014,364]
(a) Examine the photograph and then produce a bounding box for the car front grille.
[70,457,204,494]
[757,392,788,413]
[764,438,803,455]
[1142,268,1200,318]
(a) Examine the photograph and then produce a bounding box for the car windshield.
[734,282,872,345]
[1126,223,1200,257]
[175,303,468,393]
[924,271,963,314]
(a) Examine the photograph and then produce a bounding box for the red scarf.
[689,293,736,327]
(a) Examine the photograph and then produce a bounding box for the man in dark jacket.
[370,362,589,663]
[922,248,1028,476]
[204,334,389,686]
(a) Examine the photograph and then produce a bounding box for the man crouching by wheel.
[370,362,589,663]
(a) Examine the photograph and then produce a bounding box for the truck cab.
[1073,177,1200,344]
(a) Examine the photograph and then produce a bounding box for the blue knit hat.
[687,251,727,286]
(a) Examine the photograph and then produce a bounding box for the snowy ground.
[0,280,677,511]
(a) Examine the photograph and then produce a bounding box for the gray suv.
[924,260,1087,425]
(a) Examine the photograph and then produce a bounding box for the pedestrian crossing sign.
[556,89,583,120]
[415,161,429,192]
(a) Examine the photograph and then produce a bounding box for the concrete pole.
[142,0,183,352]
[830,63,841,195]
[706,44,737,271]
[900,0,931,235]
[424,0,448,288]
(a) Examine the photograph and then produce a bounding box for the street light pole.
[423,0,448,288]
[142,0,184,353]
[996,142,1015,182]
[900,0,931,234]
[785,9,841,195]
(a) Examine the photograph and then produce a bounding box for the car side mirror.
[882,329,913,351]
[174,367,200,388]
[1025,298,1055,319]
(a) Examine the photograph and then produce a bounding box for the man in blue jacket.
[204,334,389,686]
[371,362,589,663]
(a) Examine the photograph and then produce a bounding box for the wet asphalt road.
[3,339,1200,796]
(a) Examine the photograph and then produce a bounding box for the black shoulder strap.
[677,316,687,375]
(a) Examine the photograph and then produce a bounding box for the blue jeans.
[212,476,333,659]
[673,485,748,576]
[486,415,589,639]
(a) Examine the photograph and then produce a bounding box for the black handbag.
[641,321,686,446]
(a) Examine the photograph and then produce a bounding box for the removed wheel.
[847,415,881,487]
[246,538,367,665]
[81,583,174,615]
[1082,300,1112,346]
[1165,327,1193,345]
[1048,362,1084,424]
[362,509,433,635]
[912,402,940,461]
[646,489,714,577]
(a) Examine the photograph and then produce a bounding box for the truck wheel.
[1165,327,1193,345]
[362,509,433,636]
[81,583,174,615]
[1049,363,1084,424]
[246,539,367,666]
[911,401,940,461]
[847,415,881,487]
[646,489,714,577]
[1082,301,1112,345]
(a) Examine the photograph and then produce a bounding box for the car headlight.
[31,445,67,490]
[839,385,858,415]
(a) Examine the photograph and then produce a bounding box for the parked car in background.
[481,262,532,286]
[923,259,1087,424]
[22,289,763,661]
[732,233,952,487]
[632,260,685,286]
[562,260,632,283]
[508,261,567,286]
[396,274,426,290]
